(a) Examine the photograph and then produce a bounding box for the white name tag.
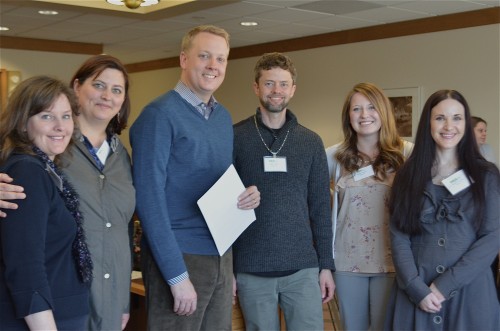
[263,156,287,172]
[441,169,470,195]
[353,165,375,181]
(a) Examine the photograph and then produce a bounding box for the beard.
[260,96,289,113]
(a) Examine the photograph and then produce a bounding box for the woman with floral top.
[326,82,412,331]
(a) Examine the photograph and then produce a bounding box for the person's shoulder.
[293,123,325,147]
[143,90,180,110]
[296,123,320,137]
[0,154,48,187]
[326,142,342,155]
[1,154,42,171]
[131,90,182,131]
[233,115,254,131]
[482,160,500,178]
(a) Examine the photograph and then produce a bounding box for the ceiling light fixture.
[38,10,58,15]
[106,0,160,10]
[0,27,9,31]
[240,21,258,27]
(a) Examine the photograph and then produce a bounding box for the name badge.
[264,156,287,172]
[353,165,375,181]
[441,169,470,195]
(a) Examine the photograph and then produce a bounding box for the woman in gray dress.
[386,90,499,330]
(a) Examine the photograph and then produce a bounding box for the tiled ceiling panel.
[0,0,497,64]
[292,0,384,15]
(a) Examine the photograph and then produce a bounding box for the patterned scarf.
[32,146,93,284]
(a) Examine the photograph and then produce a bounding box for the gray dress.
[62,134,135,331]
[385,170,500,331]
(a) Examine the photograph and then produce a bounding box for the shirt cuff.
[167,271,189,286]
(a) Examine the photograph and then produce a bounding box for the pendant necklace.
[254,115,290,157]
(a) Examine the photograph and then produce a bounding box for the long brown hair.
[335,82,405,180]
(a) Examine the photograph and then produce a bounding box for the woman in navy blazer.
[0,76,92,330]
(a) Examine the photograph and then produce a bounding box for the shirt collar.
[175,81,218,109]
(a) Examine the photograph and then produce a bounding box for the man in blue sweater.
[129,25,259,330]
[233,52,335,330]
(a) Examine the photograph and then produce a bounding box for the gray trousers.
[334,271,395,331]
[142,246,233,331]
[236,267,323,331]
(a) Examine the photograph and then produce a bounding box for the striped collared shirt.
[175,81,218,120]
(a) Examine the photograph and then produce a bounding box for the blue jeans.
[236,268,323,331]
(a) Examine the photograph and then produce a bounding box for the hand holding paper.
[197,165,256,256]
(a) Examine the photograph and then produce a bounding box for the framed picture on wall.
[0,70,22,113]
[384,87,421,141]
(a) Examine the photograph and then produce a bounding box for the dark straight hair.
[390,89,496,234]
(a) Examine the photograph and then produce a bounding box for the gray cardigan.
[62,133,135,331]
[386,170,500,330]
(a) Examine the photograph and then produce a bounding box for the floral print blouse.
[334,170,396,273]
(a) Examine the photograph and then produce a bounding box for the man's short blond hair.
[181,25,230,52]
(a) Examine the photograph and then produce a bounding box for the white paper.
[197,164,256,256]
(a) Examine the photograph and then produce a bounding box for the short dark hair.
[254,52,297,84]
[70,54,130,136]
[471,116,487,128]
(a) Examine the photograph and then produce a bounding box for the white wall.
[1,24,499,164]
[127,24,500,163]
[0,49,90,82]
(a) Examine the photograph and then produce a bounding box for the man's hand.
[170,278,197,316]
[0,173,26,217]
[237,185,260,210]
[232,274,237,305]
[319,269,335,304]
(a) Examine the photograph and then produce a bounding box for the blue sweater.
[130,90,233,283]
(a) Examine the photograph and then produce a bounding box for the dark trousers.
[142,245,233,331]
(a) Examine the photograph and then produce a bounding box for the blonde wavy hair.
[335,82,405,180]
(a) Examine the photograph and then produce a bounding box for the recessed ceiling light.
[240,21,258,27]
[0,27,9,31]
[38,10,58,15]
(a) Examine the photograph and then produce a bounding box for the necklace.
[357,152,376,166]
[254,115,290,157]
